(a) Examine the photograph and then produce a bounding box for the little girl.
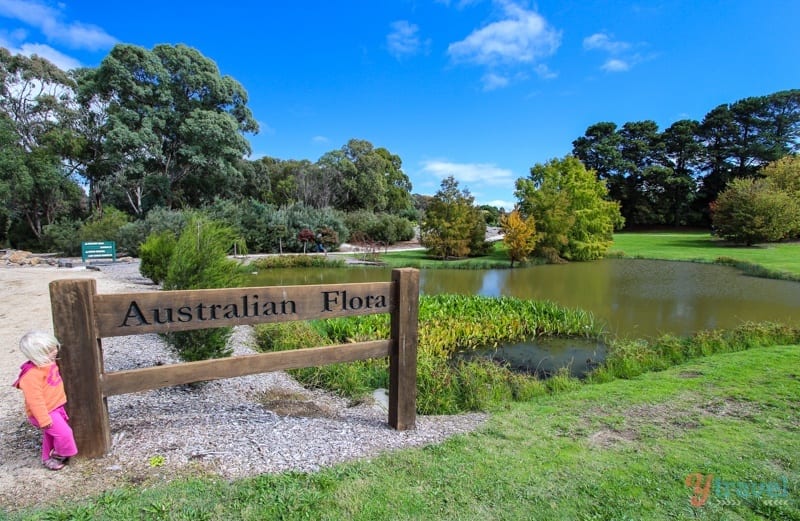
[12,331,78,470]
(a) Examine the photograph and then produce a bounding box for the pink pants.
[29,405,78,462]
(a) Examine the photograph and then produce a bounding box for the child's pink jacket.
[12,361,67,428]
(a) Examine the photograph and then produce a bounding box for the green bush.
[41,218,82,256]
[711,177,800,245]
[275,203,348,253]
[249,255,345,269]
[161,218,245,361]
[203,198,278,253]
[80,207,130,245]
[116,207,190,257]
[139,231,177,285]
[343,211,415,244]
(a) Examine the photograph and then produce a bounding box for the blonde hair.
[19,331,60,367]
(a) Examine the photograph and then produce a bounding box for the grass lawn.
[376,231,800,280]
[610,231,800,278]
[377,243,514,270]
[8,345,798,520]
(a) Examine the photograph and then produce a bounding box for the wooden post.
[49,279,111,458]
[389,268,419,430]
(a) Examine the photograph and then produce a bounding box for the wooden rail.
[49,268,419,458]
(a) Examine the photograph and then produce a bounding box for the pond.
[249,258,800,375]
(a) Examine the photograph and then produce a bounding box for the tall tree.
[515,156,623,261]
[77,43,258,214]
[616,120,664,225]
[573,90,800,228]
[0,48,79,154]
[375,146,413,214]
[0,49,85,241]
[572,122,625,200]
[339,139,388,211]
[420,176,484,259]
[661,119,702,224]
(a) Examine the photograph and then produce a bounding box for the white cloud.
[583,32,630,53]
[436,0,481,8]
[386,20,429,58]
[0,0,116,50]
[601,58,630,72]
[447,1,560,67]
[534,63,557,79]
[15,42,81,70]
[582,31,649,73]
[312,135,330,144]
[257,120,275,135]
[421,160,514,187]
[486,199,516,210]
[481,72,509,91]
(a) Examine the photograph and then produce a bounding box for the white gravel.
[95,261,488,479]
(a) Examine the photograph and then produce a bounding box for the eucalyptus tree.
[238,157,273,203]
[340,139,390,212]
[77,43,258,214]
[0,48,85,242]
[375,146,413,214]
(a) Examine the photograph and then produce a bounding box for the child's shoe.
[43,457,65,471]
[49,449,70,464]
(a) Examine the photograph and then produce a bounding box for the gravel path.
[0,261,487,512]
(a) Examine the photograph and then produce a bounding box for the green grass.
[10,345,799,520]
[610,232,800,280]
[377,242,532,270]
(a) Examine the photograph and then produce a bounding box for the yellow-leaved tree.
[500,208,538,268]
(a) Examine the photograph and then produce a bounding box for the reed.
[588,321,800,383]
[255,294,603,414]
[247,255,346,269]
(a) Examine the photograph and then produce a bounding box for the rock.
[372,388,389,411]
[7,250,32,264]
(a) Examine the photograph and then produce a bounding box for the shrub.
[139,231,177,285]
[116,207,190,257]
[41,218,82,256]
[80,207,130,245]
[343,211,415,244]
[711,177,800,245]
[249,255,345,269]
[275,203,348,253]
[161,218,245,361]
[203,198,278,253]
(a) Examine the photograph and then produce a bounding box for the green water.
[249,258,800,339]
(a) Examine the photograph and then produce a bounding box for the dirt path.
[0,265,142,510]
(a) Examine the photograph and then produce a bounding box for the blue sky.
[1,0,798,209]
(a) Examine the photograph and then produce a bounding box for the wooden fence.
[49,268,419,458]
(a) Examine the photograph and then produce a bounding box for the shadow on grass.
[660,236,772,250]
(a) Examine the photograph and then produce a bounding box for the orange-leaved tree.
[500,208,538,268]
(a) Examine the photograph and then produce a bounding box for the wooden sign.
[50,268,419,458]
